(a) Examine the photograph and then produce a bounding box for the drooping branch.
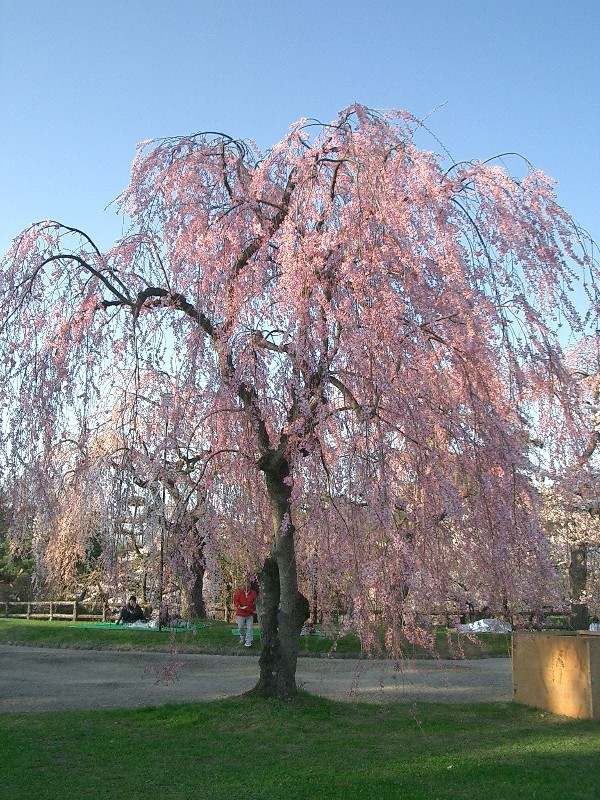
[231,170,297,281]
[125,286,216,336]
[326,374,362,415]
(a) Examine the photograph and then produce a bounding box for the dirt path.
[0,644,512,713]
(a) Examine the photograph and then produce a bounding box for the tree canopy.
[1,105,598,697]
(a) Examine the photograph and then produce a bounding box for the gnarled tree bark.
[251,450,309,699]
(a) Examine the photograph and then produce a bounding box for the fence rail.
[1,600,108,622]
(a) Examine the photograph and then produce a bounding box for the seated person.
[116,595,146,624]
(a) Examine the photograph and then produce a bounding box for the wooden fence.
[1,600,108,622]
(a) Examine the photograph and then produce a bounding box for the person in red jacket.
[233,578,257,647]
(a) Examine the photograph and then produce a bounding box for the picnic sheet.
[456,618,512,633]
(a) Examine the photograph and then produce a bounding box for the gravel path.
[0,644,512,713]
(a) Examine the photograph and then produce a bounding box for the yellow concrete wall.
[512,632,600,720]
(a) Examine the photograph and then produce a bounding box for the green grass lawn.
[0,617,511,658]
[1,695,598,800]
[0,618,597,799]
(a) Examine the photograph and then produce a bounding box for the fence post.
[73,601,77,621]
[26,602,31,620]
[49,601,53,621]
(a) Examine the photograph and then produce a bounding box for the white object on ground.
[457,618,512,633]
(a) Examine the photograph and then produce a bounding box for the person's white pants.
[236,615,254,645]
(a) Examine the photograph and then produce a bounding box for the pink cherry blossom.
[0,105,598,698]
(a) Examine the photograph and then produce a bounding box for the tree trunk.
[182,562,206,618]
[569,541,589,630]
[250,451,308,700]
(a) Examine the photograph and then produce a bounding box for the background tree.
[543,490,599,628]
[20,372,216,616]
[0,496,35,601]
[542,334,600,628]
[1,105,597,698]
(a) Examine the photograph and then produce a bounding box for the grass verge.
[0,618,511,658]
[1,695,598,800]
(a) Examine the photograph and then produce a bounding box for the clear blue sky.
[1,0,599,262]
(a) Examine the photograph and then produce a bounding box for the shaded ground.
[0,644,512,713]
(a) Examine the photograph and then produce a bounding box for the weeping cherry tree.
[1,105,597,698]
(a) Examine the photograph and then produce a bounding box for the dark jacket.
[117,603,146,624]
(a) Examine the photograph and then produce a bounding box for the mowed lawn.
[0,619,598,799]
[1,694,599,800]
[0,617,512,658]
